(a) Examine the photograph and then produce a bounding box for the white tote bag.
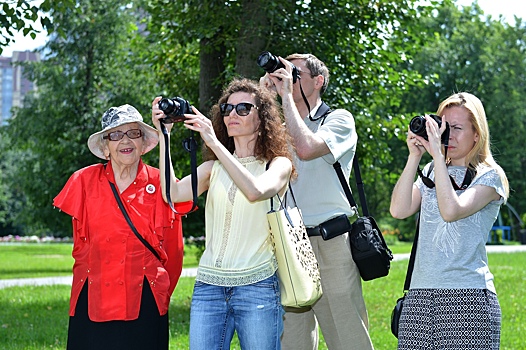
[267,188,322,307]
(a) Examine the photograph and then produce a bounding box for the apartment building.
[0,50,40,126]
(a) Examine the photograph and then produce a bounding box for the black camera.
[158,97,194,124]
[409,114,449,144]
[257,51,299,83]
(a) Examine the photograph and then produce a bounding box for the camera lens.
[257,52,271,67]
[409,116,426,135]
[257,51,284,73]
[409,114,445,142]
[159,98,180,115]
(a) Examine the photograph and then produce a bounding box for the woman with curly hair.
[152,78,294,350]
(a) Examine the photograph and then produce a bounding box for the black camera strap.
[160,122,198,215]
[304,88,331,122]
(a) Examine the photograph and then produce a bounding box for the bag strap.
[317,102,366,217]
[333,158,367,217]
[267,161,298,227]
[309,101,332,122]
[109,181,162,261]
[403,217,420,291]
[160,122,198,215]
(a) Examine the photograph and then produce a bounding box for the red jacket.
[53,160,192,321]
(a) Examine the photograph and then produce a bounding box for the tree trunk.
[199,37,226,112]
[235,0,268,79]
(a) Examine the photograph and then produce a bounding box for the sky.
[1,0,525,57]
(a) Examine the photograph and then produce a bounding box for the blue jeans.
[189,274,284,350]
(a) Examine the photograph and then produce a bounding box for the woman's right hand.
[182,107,219,149]
[151,96,173,133]
[406,127,426,158]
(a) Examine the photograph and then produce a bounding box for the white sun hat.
[87,104,159,159]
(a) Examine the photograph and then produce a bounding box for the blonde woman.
[390,92,509,350]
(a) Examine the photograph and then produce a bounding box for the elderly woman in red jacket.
[54,104,191,350]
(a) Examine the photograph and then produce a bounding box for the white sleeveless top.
[196,155,277,286]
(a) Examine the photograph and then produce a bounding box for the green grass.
[0,244,525,349]
[0,243,201,280]
[0,244,74,279]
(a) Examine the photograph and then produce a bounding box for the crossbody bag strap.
[333,157,369,217]
[404,217,420,291]
[109,181,162,261]
[318,103,363,216]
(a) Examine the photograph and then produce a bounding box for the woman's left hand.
[424,114,447,160]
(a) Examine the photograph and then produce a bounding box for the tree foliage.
[392,1,526,233]
[3,0,160,235]
[143,0,437,219]
[3,0,526,240]
[0,0,72,54]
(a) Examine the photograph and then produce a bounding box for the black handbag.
[333,158,393,281]
[391,218,419,337]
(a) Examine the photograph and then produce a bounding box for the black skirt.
[66,277,169,350]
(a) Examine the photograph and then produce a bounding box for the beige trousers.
[281,233,374,350]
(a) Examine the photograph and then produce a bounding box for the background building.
[0,50,39,126]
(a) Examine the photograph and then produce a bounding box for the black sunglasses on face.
[220,103,258,117]
[417,166,476,191]
[103,129,143,141]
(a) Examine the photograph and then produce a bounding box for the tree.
[3,0,160,236]
[1,0,42,54]
[392,1,526,235]
[2,0,460,237]
[143,0,437,218]
[0,0,75,54]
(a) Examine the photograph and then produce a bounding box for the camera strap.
[160,122,198,215]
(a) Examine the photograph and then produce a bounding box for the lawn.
[0,243,524,349]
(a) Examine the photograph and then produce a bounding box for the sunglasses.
[103,129,143,141]
[220,103,258,117]
[417,166,476,191]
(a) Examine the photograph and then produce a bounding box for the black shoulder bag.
[109,182,161,261]
[333,157,393,281]
[391,218,419,338]
[310,103,393,281]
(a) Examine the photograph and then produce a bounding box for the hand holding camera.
[408,114,449,159]
[409,114,449,144]
[257,51,299,84]
[158,96,194,124]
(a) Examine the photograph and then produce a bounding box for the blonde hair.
[437,92,509,201]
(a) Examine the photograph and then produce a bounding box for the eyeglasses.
[298,70,316,78]
[417,166,476,191]
[220,103,258,117]
[103,129,143,141]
